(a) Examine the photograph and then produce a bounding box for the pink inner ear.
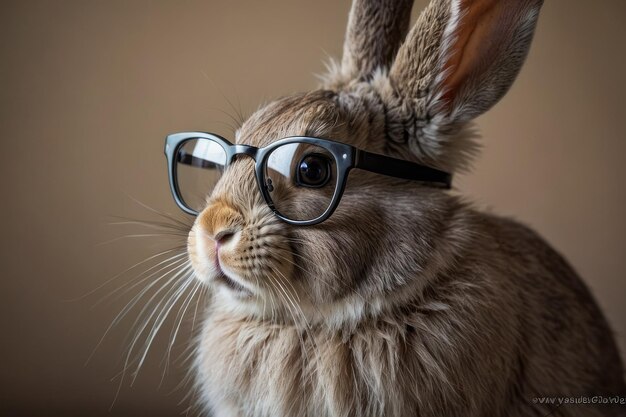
[440,0,523,109]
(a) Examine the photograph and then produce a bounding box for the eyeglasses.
[164,132,451,226]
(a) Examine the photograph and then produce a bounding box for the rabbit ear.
[327,0,413,85]
[383,0,544,171]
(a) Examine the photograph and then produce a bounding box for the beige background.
[1,0,624,415]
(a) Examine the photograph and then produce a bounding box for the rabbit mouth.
[215,270,253,296]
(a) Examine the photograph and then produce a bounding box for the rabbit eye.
[296,153,331,188]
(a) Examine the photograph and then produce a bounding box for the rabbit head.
[187,0,544,326]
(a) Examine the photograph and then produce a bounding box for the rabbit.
[182,0,626,416]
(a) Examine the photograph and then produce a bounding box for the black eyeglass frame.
[164,131,451,226]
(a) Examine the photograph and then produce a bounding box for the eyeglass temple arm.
[353,150,452,189]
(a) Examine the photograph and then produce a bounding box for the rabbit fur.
[187,0,626,416]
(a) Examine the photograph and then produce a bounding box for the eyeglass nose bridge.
[228,144,259,163]
[227,143,275,211]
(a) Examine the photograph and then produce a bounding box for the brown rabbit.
[169,0,626,416]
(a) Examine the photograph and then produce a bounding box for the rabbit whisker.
[111,257,190,330]
[128,267,195,383]
[157,282,200,389]
[163,279,203,373]
[96,253,189,308]
[123,194,192,230]
[108,268,190,409]
[108,218,190,233]
[86,254,189,366]
[97,232,188,246]
[70,247,185,303]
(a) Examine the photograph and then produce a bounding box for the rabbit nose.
[197,198,244,242]
[214,228,236,246]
